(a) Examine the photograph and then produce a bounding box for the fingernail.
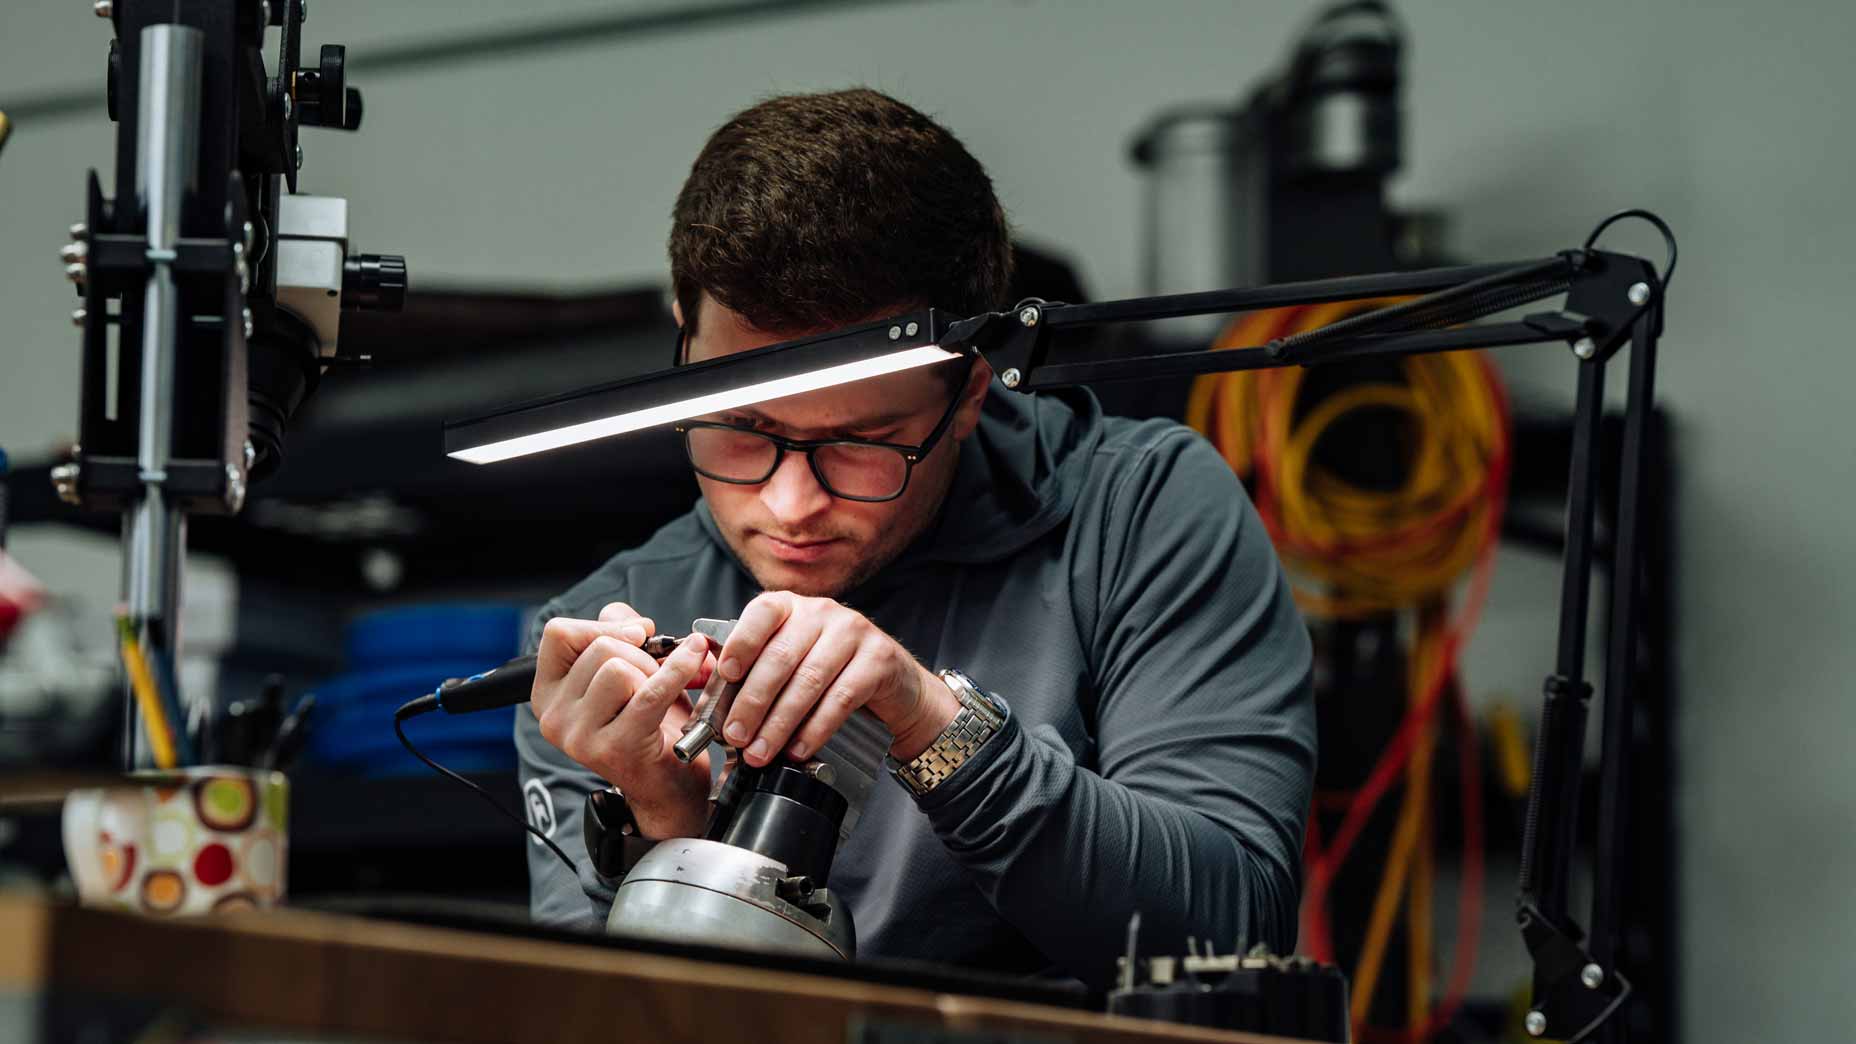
[721,657,743,681]
[746,738,769,762]
[725,721,748,744]
[620,624,646,644]
[788,740,809,759]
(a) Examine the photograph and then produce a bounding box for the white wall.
[5,2,1854,1039]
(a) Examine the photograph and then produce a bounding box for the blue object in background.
[307,603,527,776]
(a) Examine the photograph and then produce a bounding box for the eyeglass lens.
[685,427,910,500]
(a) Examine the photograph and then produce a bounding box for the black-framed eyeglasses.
[671,330,969,502]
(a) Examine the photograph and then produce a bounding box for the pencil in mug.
[115,615,182,769]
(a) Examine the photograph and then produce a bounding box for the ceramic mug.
[62,765,289,915]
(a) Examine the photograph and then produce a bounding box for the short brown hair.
[669,88,1013,339]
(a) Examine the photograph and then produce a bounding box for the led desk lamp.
[448,210,1677,1044]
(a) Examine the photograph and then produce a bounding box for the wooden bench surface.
[0,896,1308,1044]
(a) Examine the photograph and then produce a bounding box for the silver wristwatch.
[886,669,1007,798]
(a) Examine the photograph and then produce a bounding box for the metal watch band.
[886,669,1007,798]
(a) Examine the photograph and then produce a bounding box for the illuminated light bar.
[445,311,958,465]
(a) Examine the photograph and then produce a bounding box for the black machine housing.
[67,0,404,512]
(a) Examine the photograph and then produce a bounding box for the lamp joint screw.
[1628,281,1651,306]
[1581,963,1604,989]
[888,325,902,340]
[1001,367,1022,388]
[905,321,919,337]
[1018,306,1040,327]
[294,145,304,170]
[1572,336,1596,359]
[1524,1011,1547,1037]
[93,1,112,18]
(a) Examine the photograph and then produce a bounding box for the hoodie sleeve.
[513,600,620,931]
[915,428,1316,987]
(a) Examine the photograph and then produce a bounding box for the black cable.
[394,695,578,875]
[1584,208,1679,289]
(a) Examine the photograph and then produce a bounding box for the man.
[516,88,1315,987]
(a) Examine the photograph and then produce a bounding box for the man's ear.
[951,357,993,440]
[672,296,685,328]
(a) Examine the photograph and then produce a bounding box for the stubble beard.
[725,461,955,600]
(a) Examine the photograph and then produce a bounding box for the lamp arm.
[949,242,1666,1043]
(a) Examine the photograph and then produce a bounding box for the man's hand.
[530,602,715,839]
[715,592,960,768]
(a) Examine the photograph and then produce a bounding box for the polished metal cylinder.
[123,24,203,766]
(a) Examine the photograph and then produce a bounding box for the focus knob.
[342,253,406,311]
[295,44,356,130]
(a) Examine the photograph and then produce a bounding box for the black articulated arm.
[937,212,1675,1043]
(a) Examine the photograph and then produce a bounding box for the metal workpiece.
[672,617,741,762]
[673,670,739,762]
[606,837,855,960]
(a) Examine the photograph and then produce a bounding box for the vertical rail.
[121,23,202,767]
[1518,356,1607,920]
[1591,308,1660,1043]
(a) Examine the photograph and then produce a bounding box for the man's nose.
[759,450,833,525]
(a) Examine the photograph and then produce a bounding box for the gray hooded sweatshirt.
[514,385,1316,988]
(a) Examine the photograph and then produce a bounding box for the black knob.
[342,253,407,311]
[295,45,354,129]
[317,45,346,119]
[342,87,363,131]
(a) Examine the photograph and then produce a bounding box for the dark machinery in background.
[1114,4,1675,1042]
[46,0,405,769]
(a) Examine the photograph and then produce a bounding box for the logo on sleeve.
[522,778,557,845]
